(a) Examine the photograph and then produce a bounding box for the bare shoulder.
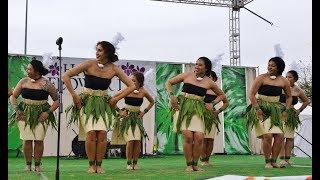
[20,77,29,84]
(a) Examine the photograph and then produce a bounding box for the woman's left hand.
[39,112,49,122]
[213,109,220,117]
[139,111,145,119]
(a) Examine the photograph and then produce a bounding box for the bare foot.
[127,165,133,170]
[87,166,96,173]
[201,161,210,166]
[264,163,273,169]
[96,166,105,174]
[24,165,31,172]
[279,160,287,168]
[133,164,139,170]
[185,166,193,172]
[271,162,280,168]
[192,166,204,171]
[34,166,42,173]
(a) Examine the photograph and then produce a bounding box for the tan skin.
[201,76,229,166]
[165,58,225,171]
[8,88,13,98]
[62,44,135,173]
[117,75,155,170]
[249,60,292,168]
[279,72,310,164]
[10,64,59,172]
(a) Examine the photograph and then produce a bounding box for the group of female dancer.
[9,40,310,174]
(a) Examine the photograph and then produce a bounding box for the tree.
[296,59,312,105]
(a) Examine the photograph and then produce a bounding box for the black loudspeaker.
[71,135,86,158]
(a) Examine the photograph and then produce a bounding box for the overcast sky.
[8,0,311,74]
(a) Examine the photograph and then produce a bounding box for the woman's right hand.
[119,109,128,118]
[72,94,82,109]
[170,96,179,110]
[256,109,264,121]
[16,110,25,121]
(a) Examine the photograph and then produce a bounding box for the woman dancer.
[165,57,225,171]
[279,70,310,167]
[115,71,154,170]
[63,41,135,173]
[245,57,292,168]
[10,59,59,173]
[201,71,229,166]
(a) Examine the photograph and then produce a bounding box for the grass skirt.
[172,93,206,133]
[9,99,56,141]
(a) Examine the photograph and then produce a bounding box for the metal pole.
[24,0,28,55]
[55,45,63,180]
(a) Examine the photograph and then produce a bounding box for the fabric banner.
[8,55,31,150]
[222,66,250,154]
[155,63,183,154]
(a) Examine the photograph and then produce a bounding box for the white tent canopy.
[293,103,312,158]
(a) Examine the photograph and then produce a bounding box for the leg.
[132,140,141,170]
[182,130,194,171]
[284,138,294,164]
[34,140,44,172]
[192,132,204,171]
[279,138,288,167]
[205,138,214,165]
[126,141,134,170]
[271,133,284,168]
[262,134,273,168]
[200,138,208,165]
[23,140,33,171]
[85,131,97,173]
[96,130,107,173]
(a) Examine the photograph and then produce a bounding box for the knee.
[97,131,107,142]
[184,136,193,144]
[34,140,43,146]
[86,131,97,142]
[263,135,273,143]
[24,140,32,146]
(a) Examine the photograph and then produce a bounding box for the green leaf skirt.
[172,94,207,134]
[114,108,148,142]
[203,108,221,138]
[244,94,286,138]
[283,107,301,138]
[9,98,56,140]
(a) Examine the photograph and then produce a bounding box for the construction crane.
[150,0,273,66]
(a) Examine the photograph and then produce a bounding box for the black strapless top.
[204,94,217,103]
[182,83,207,97]
[279,94,299,105]
[125,97,143,106]
[21,88,49,100]
[258,85,282,96]
[84,73,111,90]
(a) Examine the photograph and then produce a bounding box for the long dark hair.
[30,58,49,76]
[96,41,119,62]
[198,56,212,76]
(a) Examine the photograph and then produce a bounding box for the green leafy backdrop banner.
[222,67,250,154]
[155,63,183,154]
[8,55,31,150]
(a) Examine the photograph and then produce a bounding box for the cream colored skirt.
[204,124,219,139]
[254,117,283,139]
[123,125,141,142]
[18,121,48,141]
[172,111,205,133]
[78,108,110,141]
[283,125,294,138]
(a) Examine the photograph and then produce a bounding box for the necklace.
[97,61,108,68]
[196,74,205,81]
[133,89,140,94]
[269,74,277,80]
[30,76,41,83]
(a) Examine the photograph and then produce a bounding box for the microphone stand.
[55,42,63,180]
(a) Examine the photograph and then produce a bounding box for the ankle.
[89,160,96,166]
[26,161,32,166]
[186,161,193,166]
[127,160,132,165]
[34,161,42,166]
[192,161,198,166]
[132,160,138,165]
[96,161,102,166]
